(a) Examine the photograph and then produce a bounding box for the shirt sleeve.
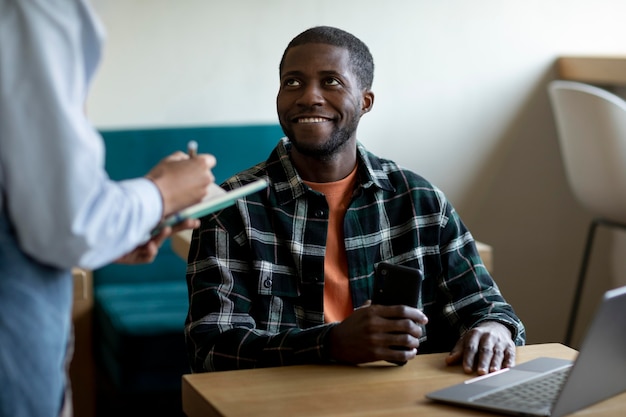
[0,0,162,270]
[437,200,526,346]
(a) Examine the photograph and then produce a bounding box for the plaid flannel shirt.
[185,138,526,372]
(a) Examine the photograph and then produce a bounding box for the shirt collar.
[267,138,395,206]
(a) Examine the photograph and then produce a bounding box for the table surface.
[181,343,626,417]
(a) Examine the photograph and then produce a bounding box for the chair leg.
[564,219,599,347]
[564,218,626,346]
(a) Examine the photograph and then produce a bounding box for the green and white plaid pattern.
[185,138,525,372]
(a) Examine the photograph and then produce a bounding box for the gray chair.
[548,80,626,346]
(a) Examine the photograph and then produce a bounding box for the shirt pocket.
[253,261,303,333]
[255,260,301,298]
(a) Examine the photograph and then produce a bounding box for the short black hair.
[279,26,374,90]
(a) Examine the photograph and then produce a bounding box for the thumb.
[445,339,464,365]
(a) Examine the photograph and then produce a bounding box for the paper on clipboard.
[151,179,267,236]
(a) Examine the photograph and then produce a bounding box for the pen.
[187,140,198,158]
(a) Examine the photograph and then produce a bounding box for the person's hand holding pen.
[115,140,216,265]
[145,140,216,217]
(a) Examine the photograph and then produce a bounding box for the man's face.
[277,43,372,160]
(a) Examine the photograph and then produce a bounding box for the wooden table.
[182,343,626,417]
[172,230,495,273]
[558,56,626,86]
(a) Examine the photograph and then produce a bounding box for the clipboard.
[151,179,267,236]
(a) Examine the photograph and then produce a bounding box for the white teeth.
[298,117,326,123]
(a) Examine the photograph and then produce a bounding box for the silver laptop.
[426,285,626,417]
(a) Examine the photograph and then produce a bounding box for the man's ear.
[361,90,375,114]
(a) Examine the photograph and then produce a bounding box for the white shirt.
[0,0,162,269]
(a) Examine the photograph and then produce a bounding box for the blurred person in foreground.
[0,1,218,416]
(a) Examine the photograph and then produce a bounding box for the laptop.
[426,285,626,417]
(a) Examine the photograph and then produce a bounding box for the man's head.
[277,27,375,164]
[279,26,374,91]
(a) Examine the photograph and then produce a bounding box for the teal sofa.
[94,124,283,415]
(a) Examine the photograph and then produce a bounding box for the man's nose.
[296,84,324,106]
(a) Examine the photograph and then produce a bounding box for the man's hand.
[329,303,428,365]
[445,321,516,375]
[115,219,199,264]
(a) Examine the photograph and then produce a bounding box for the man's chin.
[287,133,330,153]
[283,123,353,159]
[293,123,334,138]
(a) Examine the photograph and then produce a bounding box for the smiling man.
[185,26,525,375]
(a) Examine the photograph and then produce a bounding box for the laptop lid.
[426,285,626,417]
[551,285,626,416]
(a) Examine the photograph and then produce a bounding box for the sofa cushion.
[94,280,189,391]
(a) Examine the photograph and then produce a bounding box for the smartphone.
[372,262,423,365]
[372,262,422,308]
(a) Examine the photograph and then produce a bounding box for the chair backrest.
[548,80,626,223]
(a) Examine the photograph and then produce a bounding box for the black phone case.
[372,262,423,365]
[372,262,422,307]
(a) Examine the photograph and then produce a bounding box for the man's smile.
[294,116,332,124]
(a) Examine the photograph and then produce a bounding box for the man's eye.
[325,78,340,86]
[285,79,300,87]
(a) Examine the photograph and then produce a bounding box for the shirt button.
[315,209,325,218]
[263,279,272,288]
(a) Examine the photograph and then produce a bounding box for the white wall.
[89,0,626,346]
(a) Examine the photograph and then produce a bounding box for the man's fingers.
[461,332,479,373]
[447,322,517,374]
[503,345,516,368]
[475,333,496,375]
[373,304,428,324]
[488,347,505,373]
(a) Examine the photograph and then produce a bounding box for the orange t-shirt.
[304,166,358,323]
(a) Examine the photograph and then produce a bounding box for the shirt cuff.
[119,177,163,228]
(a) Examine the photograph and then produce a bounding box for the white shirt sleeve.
[0,0,163,270]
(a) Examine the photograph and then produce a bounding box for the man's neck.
[291,146,358,183]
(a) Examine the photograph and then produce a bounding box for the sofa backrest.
[94,124,283,287]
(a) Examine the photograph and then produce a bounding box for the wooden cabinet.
[558,56,626,86]
[70,268,96,417]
